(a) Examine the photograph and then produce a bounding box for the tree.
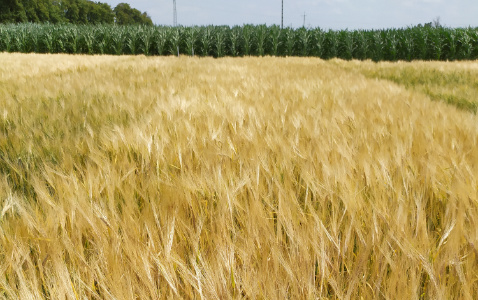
[433,16,441,28]
[114,3,133,25]
[139,12,152,25]
[87,2,114,24]
[0,0,28,23]
[36,0,50,22]
[114,3,152,25]
[65,0,80,23]
[23,0,40,22]
[1,0,151,24]
[48,0,65,23]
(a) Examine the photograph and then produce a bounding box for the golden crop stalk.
[0,53,477,299]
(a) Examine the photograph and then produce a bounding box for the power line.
[281,0,284,29]
[173,0,177,26]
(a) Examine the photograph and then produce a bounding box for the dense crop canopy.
[0,23,477,60]
[0,54,478,299]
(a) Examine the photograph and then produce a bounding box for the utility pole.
[302,12,306,28]
[173,0,177,26]
[281,0,284,29]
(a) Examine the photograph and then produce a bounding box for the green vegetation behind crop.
[0,0,152,25]
[333,60,478,113]
[0,23,477,61]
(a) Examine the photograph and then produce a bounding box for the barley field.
[1,54,478,299]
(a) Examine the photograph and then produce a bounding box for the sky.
[103,0,477,29]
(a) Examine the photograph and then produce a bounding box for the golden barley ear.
[0,54,477,299]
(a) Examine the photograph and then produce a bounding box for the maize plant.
[429,28,444,60]
[64,27,80,54]
[0,23,476,61]
[312,28,326,58]
[370,31,385,61]
[414,27,429,60]
[80,29,95,54]
[125,26,141,55]
[12,25,29,53]
[184,26,199,56]
[457,29,473,59]
[269,25,282,56]
[255,24,267,56]
[339,30,355,60]
[298,27,312,57]
[200,26,213,56]
[29,26,40,53]
[169,27,182,56]
[39,28,53,53]
[353,30,369,60]
[94,27,108,55]
[154,26,169,56]
[283,27,296,56]
[326,30,339,59]
[444,29,457,60]
[384,30,399,61]
[214,26,227,57]
[229,26,241,57]
[139,26,155,56]
[400,28,415,61]
[242,25,254,56]
[471,29,478,59]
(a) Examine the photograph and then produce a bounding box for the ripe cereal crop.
[0,54,478,299]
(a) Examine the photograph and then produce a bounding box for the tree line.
[0,0,153,25]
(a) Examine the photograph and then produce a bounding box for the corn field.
[0,23,477,60]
